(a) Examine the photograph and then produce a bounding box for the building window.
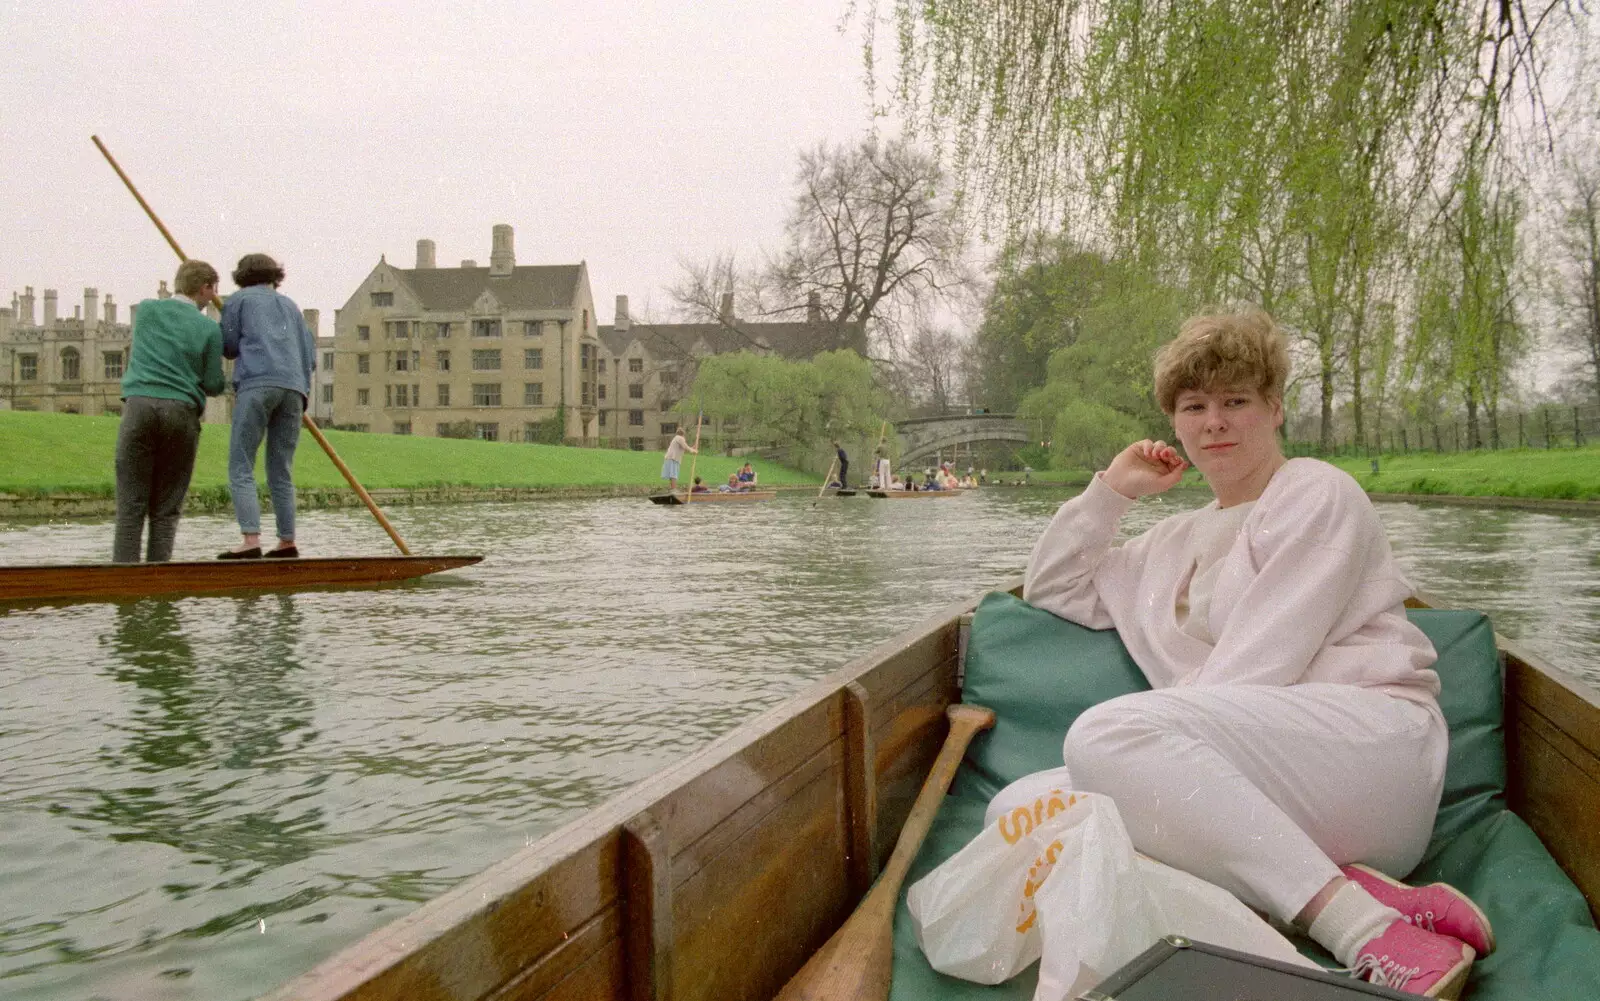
[581,343,593,371]
[597,384,606,401]
[437,350,451,371]
[475,422,499,441]
[629,437,644,451]
[472,383,502,407]
[322,351,334,369]
[18,354,36,381]
[628,409,644,426]
[523,421,542,440]
[436,423,452,436]
[60,348,80,382]
[357,388,370,406]
[395,351,411,372]
[660,422,678,435]
[524,348,543,369]
[437,383,450,406]
[472,319,501,338]
[597,410,607,427]
[391,384,411,407]
[472,349,501,371]
[320,384,334,404]
[103,351,124,379]
[523,320,541,337]
[388,320,410,339]
[628,383,644,400]
[598,358,606,374]
[581,383,592,405]
[371,292,394,307]
[357,325,370,340]
[523,382,544,406]
[435,322,452,338]
[628,357,643,373]
[358,353,370,373]
[393,421,411,435]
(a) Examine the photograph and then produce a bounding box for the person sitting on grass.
[1007,307,1489,998]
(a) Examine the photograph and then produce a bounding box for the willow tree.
[860,0,1568,446]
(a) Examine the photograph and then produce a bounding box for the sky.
[0,2,886,331]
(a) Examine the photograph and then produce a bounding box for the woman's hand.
[1102,440,1189,499]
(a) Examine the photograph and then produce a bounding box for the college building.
[330,225,866,448]
[330,225,601,441]
[595,293,865,451]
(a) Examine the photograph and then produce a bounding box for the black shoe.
[264,546,299,559]
[218,547,262,560]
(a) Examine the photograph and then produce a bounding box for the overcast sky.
[1,2,884,330]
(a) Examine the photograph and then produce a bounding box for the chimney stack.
[130,304,139,326]
[19,287,35,325]
[461,259,478,268]
[614,294,630,331]
[303,308,321,336]
[43,289,58,325]
[807,291,822,323]
[489,224,515,276]
[719,292,735,324]
[84,288,99,326]
[416,239,436,269]
[104,295,117,325]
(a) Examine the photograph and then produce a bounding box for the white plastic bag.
[907,787,1321,997]
[905,786,1100,983]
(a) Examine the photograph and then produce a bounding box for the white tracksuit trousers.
[985,684,1449,923]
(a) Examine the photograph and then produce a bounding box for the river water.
[1,488,1596,1000]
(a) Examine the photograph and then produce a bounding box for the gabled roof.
[390,265,582,312]
[597,319,866,362]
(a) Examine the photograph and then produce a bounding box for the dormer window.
[472,319,501,338]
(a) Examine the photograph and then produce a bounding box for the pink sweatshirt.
[1023,458,1440,709]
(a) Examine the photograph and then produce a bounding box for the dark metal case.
[1075,936,1418,1000]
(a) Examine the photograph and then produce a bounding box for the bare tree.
[768,137,971,354]
[903,323,966,413]
[1554,157,1600,404]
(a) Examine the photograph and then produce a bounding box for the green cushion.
[889,592,1600,1001]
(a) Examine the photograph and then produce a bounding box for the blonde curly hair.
[1153,308,1289,415]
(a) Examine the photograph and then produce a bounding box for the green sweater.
[120,297,225,411]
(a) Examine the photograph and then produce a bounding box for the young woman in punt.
[1015,309,1493,998]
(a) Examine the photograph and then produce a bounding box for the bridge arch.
[894,413,1032,466]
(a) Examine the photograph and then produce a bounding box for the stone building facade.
[1,285,134,417]
[3,282,327,426]
[595,293,865,451]
[330,226,601,441]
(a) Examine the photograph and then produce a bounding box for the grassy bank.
[1008,445,1600,501]
[1323,447,1600,501]
[0,411,816,497]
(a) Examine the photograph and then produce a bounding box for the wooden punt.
[649,489,778,505]
[0,555,484,603]
[262,582,1600,1001]
[866,488,961,499]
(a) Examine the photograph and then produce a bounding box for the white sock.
[1307,882,1403,967]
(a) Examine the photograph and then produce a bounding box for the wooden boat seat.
[888,593,1600,999]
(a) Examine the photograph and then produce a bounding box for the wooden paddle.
[679,410,704,505]
[811,456,839,508]
[773,702,996,1001]
[90,134,412,555]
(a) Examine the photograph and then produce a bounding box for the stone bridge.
[895,413,1032,466]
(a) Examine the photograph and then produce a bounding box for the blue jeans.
[229,386,304,539]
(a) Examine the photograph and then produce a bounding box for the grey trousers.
[113,396,203,562]
[229,386,304,539]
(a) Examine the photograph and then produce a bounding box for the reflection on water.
[0,490,1595,999]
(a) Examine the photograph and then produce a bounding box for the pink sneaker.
[1343,863,1496,956]
[1351,919,1475,998]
